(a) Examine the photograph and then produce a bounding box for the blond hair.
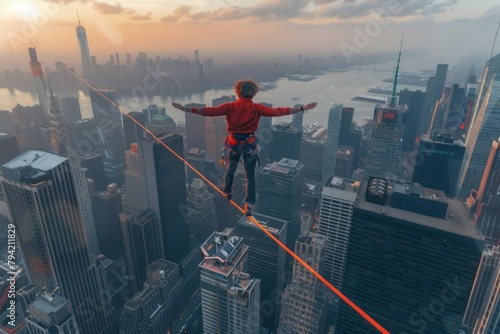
[234,79,259,99]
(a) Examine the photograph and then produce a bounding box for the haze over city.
[0,0,499,71]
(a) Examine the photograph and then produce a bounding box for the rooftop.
[261,158,303,178]
[237,212,288,235]
[420,133,465,147]
[357,179,483,239]
[3,150,66,171]
[200,229,248,276]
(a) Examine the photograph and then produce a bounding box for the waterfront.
[0,64,423,128]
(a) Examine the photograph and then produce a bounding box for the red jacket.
[200,98,291,133]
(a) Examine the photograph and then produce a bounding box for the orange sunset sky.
[0,0,499,70]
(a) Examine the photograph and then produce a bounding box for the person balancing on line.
[172,79,317,217]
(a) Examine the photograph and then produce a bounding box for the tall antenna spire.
[77,9,81,26]
[390,31,404,107]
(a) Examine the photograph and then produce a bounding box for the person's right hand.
[172,102,185,111]
[304,102,317,111]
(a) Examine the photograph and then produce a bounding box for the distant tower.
[270,122,302,162]
[300,124,327,181]
[322,104,342,182]
[28,47,49,117]
[206,96,234,166]
[199,229,261,334]
[123,143,146,214]
[75,11,93,79]
[364,39,408,180]
[0,109,14,135]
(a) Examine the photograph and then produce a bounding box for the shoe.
[244,203,251,216]
[225,192,232,201]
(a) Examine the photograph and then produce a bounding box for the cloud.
[128,12,152,21]
[92,1,128,15]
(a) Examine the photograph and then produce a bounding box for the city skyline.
[0,1,499,71]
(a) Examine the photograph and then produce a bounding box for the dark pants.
[223,145,258,204]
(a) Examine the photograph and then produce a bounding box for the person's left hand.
[304,102,317,111]
[172,102,185,111]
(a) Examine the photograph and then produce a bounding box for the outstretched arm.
[172,102,229,116]
[257,102,317,117]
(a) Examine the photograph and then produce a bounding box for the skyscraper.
[122,111,146,150]
[0,109,14,135]
[122,259,184,334]
[399,89,425,152]
[278,232,327,334]
[206,96,234,164]
[364,100,407,179]
[199,228,261,334]
[234,213,288,332]
[89,88,126,186]
[338,107,362,169]
[185,102,207,151]
[270,122,302,163]
[2,151,116,333]
[412,133,465,196]
[123,143,146,214]
[334,146,354,179]
[187,178,218,245]
[317,176,357,288]
[322,105,342,182]
[301,124,326,181]
[458,54,500,199]
[92,183,124,261]
[60,96,82,124]
[76,14,93,80]
[139,132,191,263]
[80,153,107,192]
[25,293,80,333]
[472,249,500,334]
[147,113,176,135]
[419,64,448,134]
[119,209,162,294]
[336,178,484,334]
[257,158,304,248]
[463,245,500,332]
[0,133,20,166]
[28,47,49,117]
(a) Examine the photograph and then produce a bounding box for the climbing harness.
[219,133,260,167]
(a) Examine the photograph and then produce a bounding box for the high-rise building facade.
[458,54,500,199]
[419,64,448,134]
[92,183,124,261]
[270,122,302,163]
[139,132,191,263]
[317,176,357,288]
[199,229,261,334]
[185,103,207,151]
[80,153,107,192]
[334,146,354,179]
[338,107,362,169]
[0,109,15,135]
[25,293,80,334]
[364,101,407,179]
[278,232,327,334]
[1,151,116,333]
[412,133,465,196]
[235,213,288,332]
[463,245,500,332]
[187,178,218,245]
[122,111,146,150]
[258,158,304,248]
[399,89,426,152]
[122,259,184,334]
[119,209,162,294]
[123,143,146,214]
[336,178,484,334]
[301,124,326,181]
[323,105,342,182]
[205,96,233,164]
[89,88,126,186]
[60,97,82,124]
